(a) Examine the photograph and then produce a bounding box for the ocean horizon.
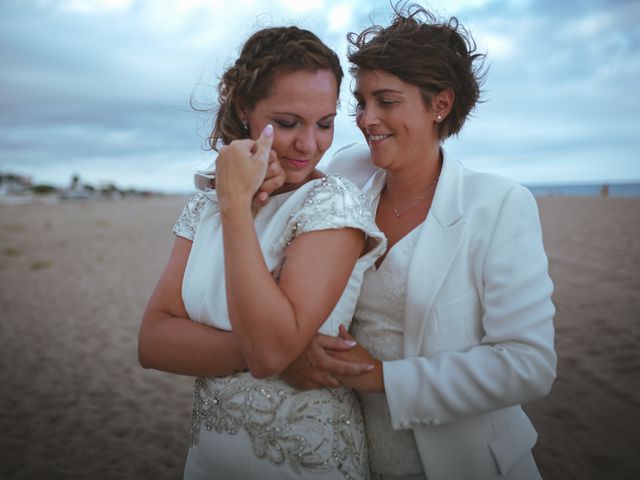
[524,182,640,198]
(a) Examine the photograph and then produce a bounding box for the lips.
[283,157,311,170]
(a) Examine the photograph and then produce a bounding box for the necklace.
[388,177,439,218]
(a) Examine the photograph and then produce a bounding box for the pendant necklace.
[389,177,439,218]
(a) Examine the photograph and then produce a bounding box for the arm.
[382,186,557,427]
[138,236,247,377]
[215,127,366,378]
[222,217,363,379]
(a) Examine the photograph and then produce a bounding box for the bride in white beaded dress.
[138,26,385,479]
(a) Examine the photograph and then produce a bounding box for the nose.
[293,126,316,153]
[356,103,379,130]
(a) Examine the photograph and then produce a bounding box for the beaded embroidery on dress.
[174,175,386,480]
[172,192,209,241]
[190,374,367,478]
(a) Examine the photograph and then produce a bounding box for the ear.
[432,89,454,120]
[235,98,247,122]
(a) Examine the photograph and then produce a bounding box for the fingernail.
[263,124,273,138]
[366,364,374,371]
[344,340,357,347]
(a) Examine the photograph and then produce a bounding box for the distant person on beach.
[137,26,386,479]
[257,4,557,479]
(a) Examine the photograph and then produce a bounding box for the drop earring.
[242,119,249,136]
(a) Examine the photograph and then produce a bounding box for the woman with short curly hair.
[281,4,557,479]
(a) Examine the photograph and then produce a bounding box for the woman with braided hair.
[138,26,386,479]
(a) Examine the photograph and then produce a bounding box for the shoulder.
[324,143,378,188]
[278,174,383,248]
[461,166,536,211]
[172,192,213,240]
[300,175,371,217]
[301,175,370,214]
[456,167,541,245]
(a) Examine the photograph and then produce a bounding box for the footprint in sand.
[3,247,23,257]
[30,259,53,270]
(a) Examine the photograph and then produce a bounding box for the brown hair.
[209,26,343,151]
[347,2,486,139]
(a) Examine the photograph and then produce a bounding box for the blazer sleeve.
[383,185,557,429]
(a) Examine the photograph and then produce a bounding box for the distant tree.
[31,184,58,194]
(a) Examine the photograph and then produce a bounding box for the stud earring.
[436,114,443,122]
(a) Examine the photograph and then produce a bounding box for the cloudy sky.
[1,0,638,192]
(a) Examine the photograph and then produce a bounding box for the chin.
[284,170,313,185]
[369,150,391,169]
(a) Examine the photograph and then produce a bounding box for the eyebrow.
[353,88,404,97]
[271,112,337,121]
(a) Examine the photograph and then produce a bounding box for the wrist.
[219,198,253,217]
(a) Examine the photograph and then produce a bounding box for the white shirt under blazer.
[326,144,557,480]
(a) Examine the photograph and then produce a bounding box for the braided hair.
[209,26,343,151]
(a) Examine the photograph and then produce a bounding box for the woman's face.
[244,69,338,185]
[354,69,439,171]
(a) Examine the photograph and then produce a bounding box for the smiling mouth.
[368,134,392,143]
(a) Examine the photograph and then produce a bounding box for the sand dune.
[1,195,639,479]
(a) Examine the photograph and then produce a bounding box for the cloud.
[1,0,638,192]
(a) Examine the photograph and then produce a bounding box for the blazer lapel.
[403,152,466,357]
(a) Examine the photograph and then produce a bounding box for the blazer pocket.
[488,412,538,475]
[433,289,480,351]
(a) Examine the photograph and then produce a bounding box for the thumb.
[253,124,274,166]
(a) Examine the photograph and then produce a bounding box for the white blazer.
[327,144,557,480]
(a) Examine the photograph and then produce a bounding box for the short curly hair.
[347,2,486,139]
[209,26,343,151]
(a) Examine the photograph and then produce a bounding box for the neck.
[384,145,442,202]
[272,169,324,196]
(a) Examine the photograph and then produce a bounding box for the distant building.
[0,173,32,195]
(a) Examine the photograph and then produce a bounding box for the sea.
[524,183,640,197]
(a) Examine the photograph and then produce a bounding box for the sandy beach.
[1,194,639,480]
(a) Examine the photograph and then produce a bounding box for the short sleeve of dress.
[172,192,210,241]
[277,175,386,256]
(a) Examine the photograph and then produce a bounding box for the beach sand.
[1,195,639,479]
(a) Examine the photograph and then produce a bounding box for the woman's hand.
[281,332,375,390]
[332,325,385,393]
[216,124,273,212]
[254,149,286,206]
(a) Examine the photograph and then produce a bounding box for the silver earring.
[242,119,249,135]
[436,114,443,122]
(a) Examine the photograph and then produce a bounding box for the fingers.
[260,176,285,196]
[315,333,357,352]
[315,372,341,388]
[318,356,373,377]
[338,324,355,342]
[253,191,270,207]
[253,124,274,167]
[252,151,285,206]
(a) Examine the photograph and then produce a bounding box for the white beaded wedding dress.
[173,175,386,479]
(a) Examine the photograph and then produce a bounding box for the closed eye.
[275,120,298,129]
[378,98,397,107]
